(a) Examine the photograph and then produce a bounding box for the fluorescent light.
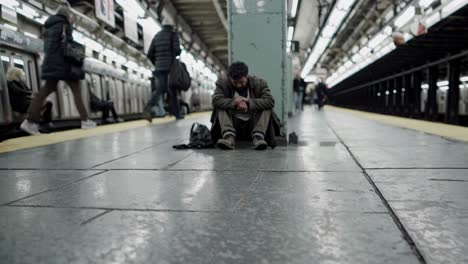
[287,26,294,42]
[439,85,449,91]
[437,80,449,86]
[301,0,358,77]
[291,0,299,18]
[426,11,441,27]
[442,0,468,17]
[394,6,416,28]
[3,24,17,31]
[23,32,37,38]
[368,33,387,49]
[419,0,435,8]
[16,4,39,17]
[0,0,19,9]
[460,76,468,82]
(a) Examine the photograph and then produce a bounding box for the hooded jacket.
[41,10,82,80]
[146,25,181,72]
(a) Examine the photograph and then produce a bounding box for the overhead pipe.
[212,0,228,31]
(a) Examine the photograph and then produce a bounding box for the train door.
[460,84,468,115]
[133,82,139,114]
[122,81,131,115]
[0,55,10,124]
[0,49,38,123]
[114,79,125,114]
[437,89,447,114]
[57,81,72,118]
[90,74,103,118]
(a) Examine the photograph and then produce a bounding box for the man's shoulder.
[215,76,229,88]
[249,76,268,87]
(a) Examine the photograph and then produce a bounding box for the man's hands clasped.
[234,97,249,112]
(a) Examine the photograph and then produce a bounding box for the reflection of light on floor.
[118,227,152,261]
[93,181,106,199]
[16,179,31,194]
[182,173,209,204]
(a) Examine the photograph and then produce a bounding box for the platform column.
[228,0,288,136]
[446,59,460,124]
[426,66,439,120]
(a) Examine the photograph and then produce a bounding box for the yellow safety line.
[327,106,468,143]
[0,112,211,154]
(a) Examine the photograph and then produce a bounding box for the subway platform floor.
[1,107,468,263]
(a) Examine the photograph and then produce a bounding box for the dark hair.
[228,62,248,80]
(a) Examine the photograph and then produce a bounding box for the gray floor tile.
[0,207,419,264]
[369,169,468,263]
[13,170,258,211]
[388,201,468,264]
[96,141,193,169]
[0,207,105,264]
[170,146,361,172]
[238,172,385,215]
[0,170,103,205]
[350,145,468,169]
[214,211,419,264]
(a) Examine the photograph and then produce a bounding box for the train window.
[27,60,35,90]
[13,58,25,70]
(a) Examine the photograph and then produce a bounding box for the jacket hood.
[44,14,68,28]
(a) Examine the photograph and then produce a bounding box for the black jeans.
[28,80,88,123]
[144,71,181,118]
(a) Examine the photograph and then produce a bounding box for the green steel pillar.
[228,0,288,136]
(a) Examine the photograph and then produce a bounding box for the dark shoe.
[217,135,235,150]
[253,136,267,150]
[143,112,152,123]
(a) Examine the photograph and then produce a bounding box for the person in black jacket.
[293,74,306,112]
[20,6,96,135]
[315,79,328,110]
[143,21,182,122]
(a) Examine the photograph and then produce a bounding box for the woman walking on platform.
[20,6,96,135]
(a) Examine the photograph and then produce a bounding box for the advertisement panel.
[124,11,138,43]
[95,0,115,27]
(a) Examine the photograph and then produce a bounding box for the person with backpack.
[19,6,96,135]
[143,19,182,122]
[211,62,275,150]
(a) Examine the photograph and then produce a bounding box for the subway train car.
[0,25,214,136]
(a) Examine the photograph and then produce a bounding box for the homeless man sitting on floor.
[210,61,280,150]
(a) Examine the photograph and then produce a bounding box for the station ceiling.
[170,0,229,68]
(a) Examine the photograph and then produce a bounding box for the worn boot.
[142,111,153,123]
[253,135,267,150]
[217,135,235,150]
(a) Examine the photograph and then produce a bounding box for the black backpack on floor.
[173,123,214,149]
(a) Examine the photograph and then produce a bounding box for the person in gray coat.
[143,22,182,122]
[20,6,96,135]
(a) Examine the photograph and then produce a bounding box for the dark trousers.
[28,80,88,123]
[92,101,118,122]
[41,101,53,123]
[144,71,181,118]
[218,109,271,140]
